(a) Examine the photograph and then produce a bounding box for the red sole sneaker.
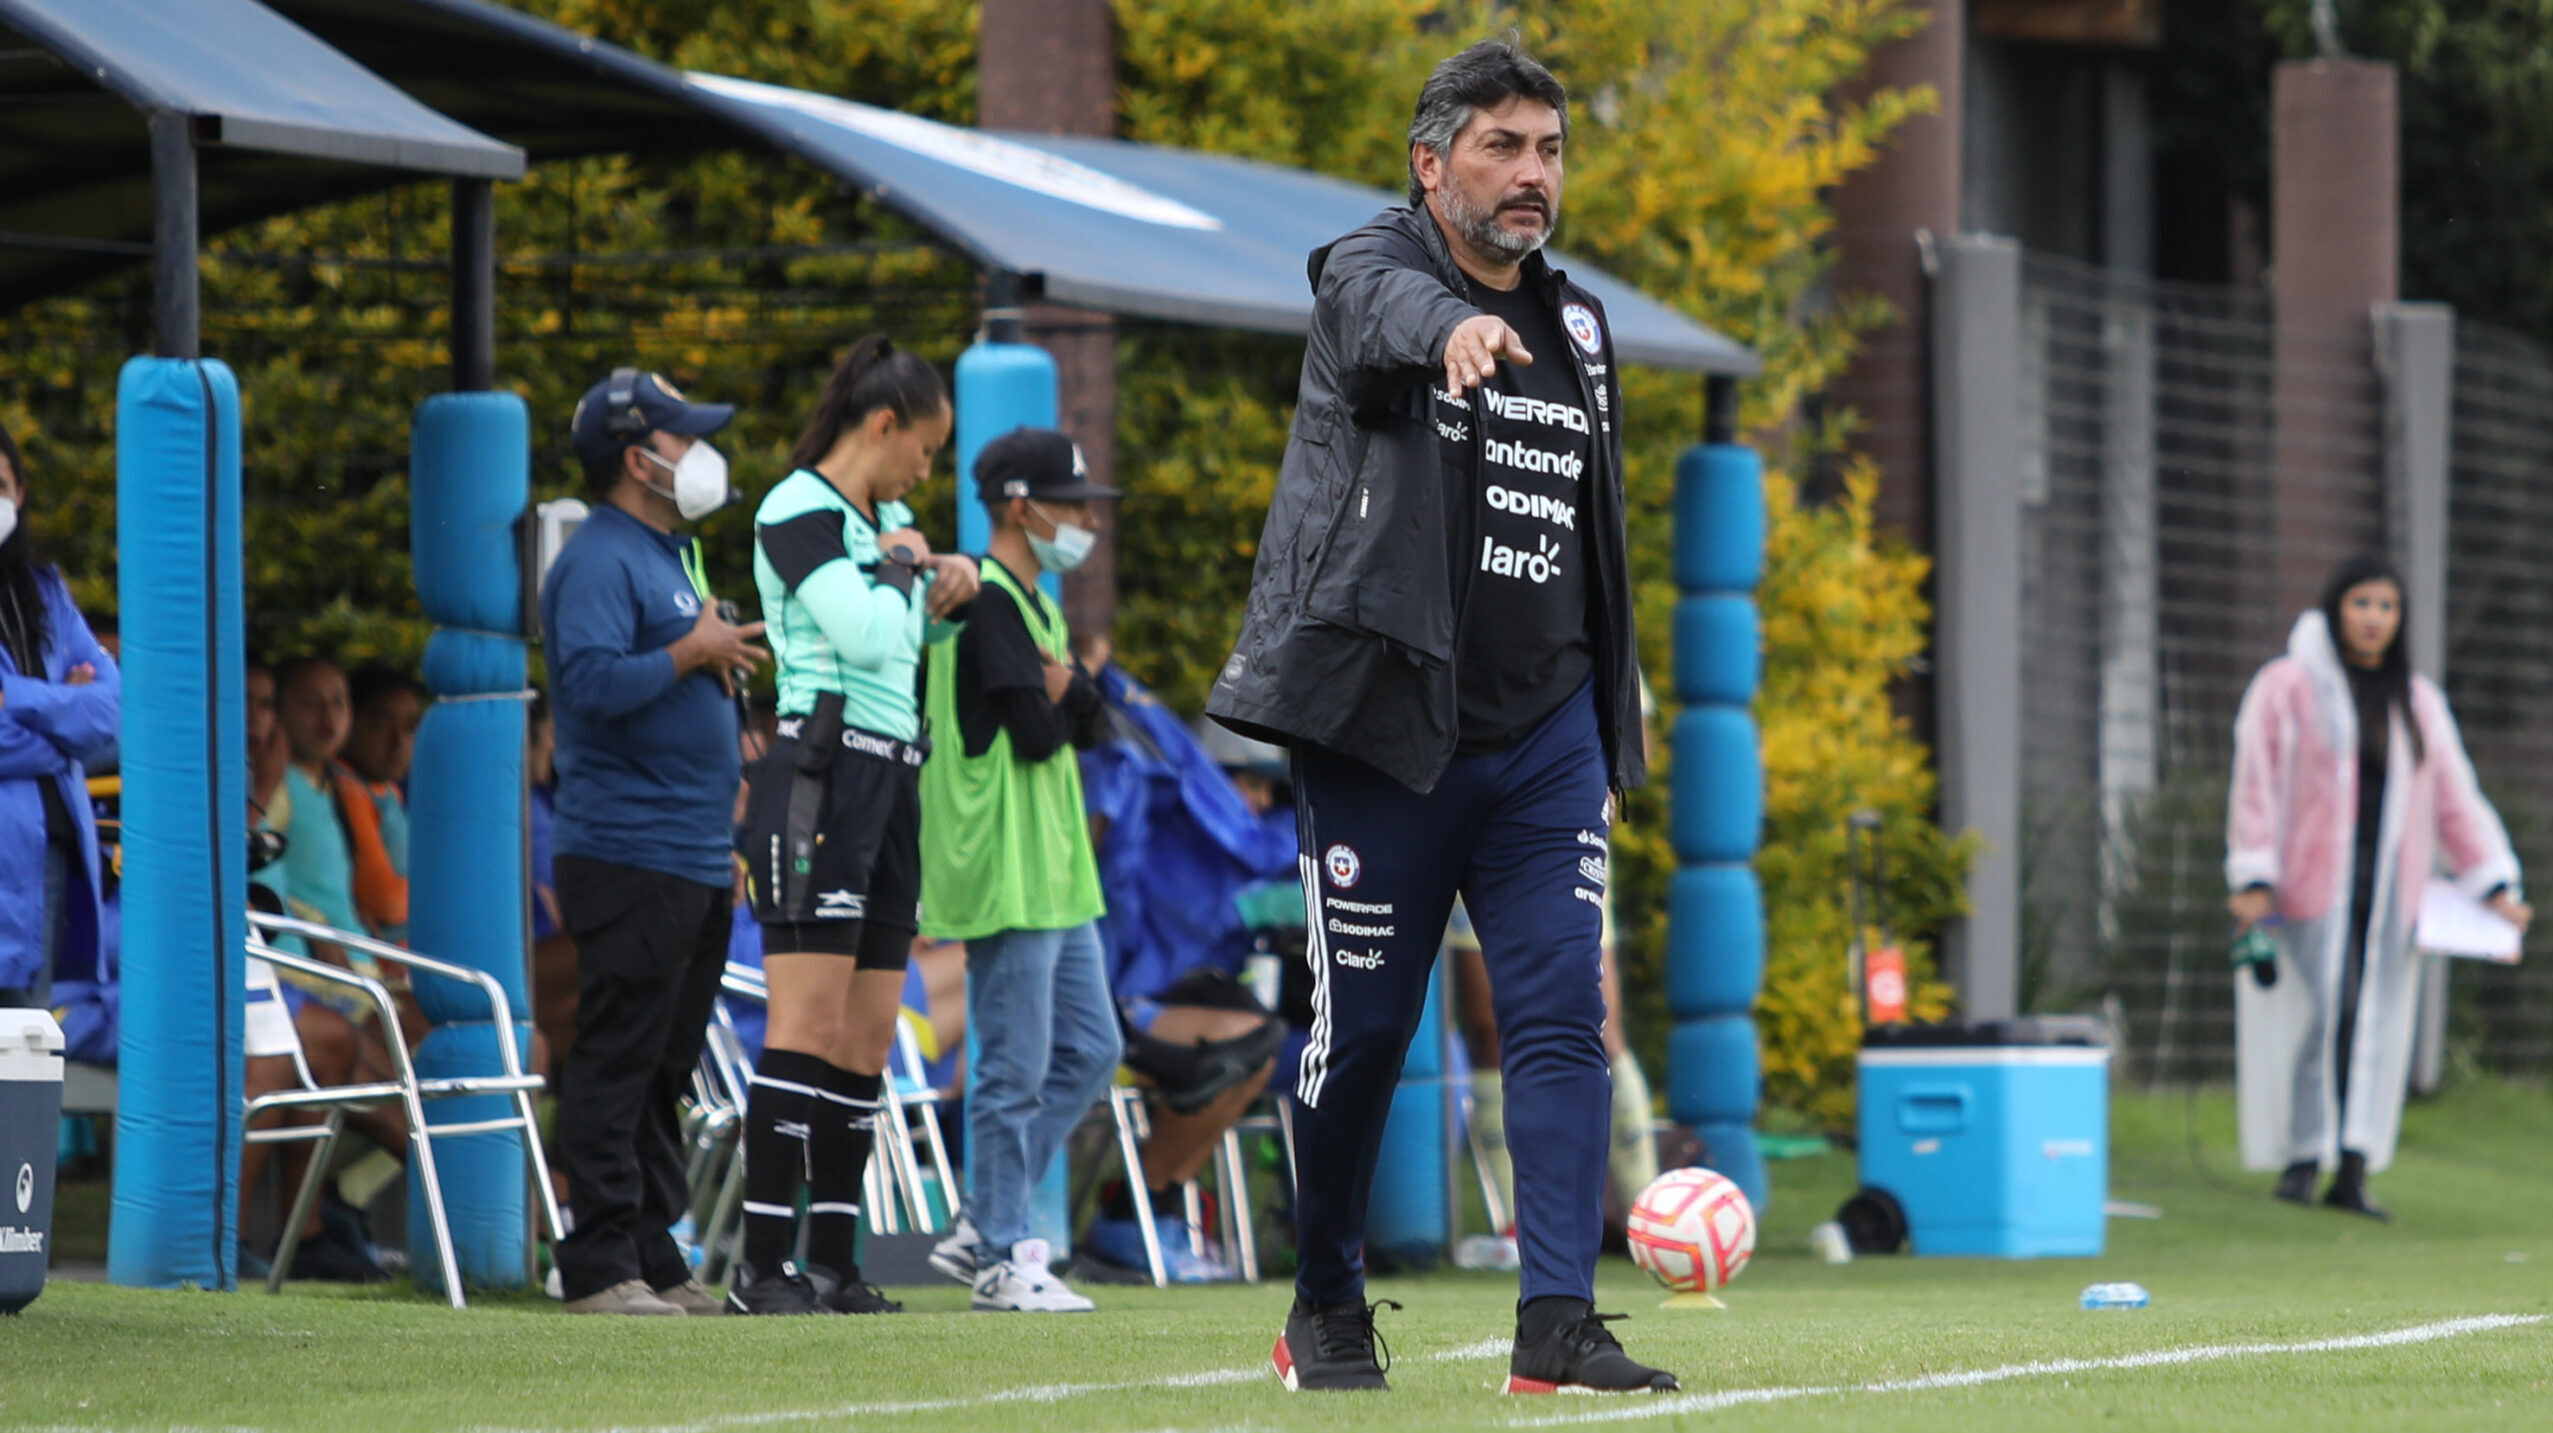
[1504,1375,1668,1395]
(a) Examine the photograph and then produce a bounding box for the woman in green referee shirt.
[727,335,977,1315]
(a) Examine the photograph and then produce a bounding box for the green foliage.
[2163,0,2553,340]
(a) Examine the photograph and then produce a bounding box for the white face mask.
[637,441,730,521]
[0,496,15,548]
[1027,503,1098,573]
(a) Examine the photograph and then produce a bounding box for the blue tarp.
[1079,668,1299,1003]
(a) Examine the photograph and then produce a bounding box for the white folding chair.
[682,1000,754,1283]
[243,912,561,1309]
[1100,1081,1272,1285]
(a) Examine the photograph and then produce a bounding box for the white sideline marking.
[536,1338,1514,1433]
[1505,1313,2547,1426]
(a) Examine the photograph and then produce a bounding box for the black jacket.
[1207,205,1646,796]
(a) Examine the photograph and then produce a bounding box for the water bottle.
[1454,1234,1521,1272]
[2079,1281,2150,1310]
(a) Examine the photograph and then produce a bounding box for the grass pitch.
[4,1082,2548,1432]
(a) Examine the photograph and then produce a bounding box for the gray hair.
[1406,39,1571,207]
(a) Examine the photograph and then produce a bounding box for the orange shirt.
[331,765,408,939]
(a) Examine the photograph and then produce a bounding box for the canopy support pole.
[149,111,198,359]
[451,179,495,391]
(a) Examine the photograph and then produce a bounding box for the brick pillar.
[980,0,1121,641]
[1829,0,1963,548]
[2270,60,2395,622]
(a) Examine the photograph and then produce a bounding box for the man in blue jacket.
[541,369,766,1316]
[1209,41,1671,1396]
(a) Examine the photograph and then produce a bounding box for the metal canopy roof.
[279,0,1760,377]
[0,0,523,308]
[3,0,1756,375]
[682,76,1761,376]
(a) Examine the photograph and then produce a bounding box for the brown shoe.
[564,1278,684,1315]
[652,1277,727,1315]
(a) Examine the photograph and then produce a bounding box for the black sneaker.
[805,1263,906,1314]
[2273,1160,2317,1206]
[724,1260,829,1315]
[1272,1296,1399,1392]
[2322,1180,2392,1222]
[1506,1298,1679,1395]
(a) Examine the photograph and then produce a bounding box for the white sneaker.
[929,1215,984,1285]
[971,1238,1095,1313]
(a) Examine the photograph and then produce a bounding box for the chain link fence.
[2443,321,2553,1072]
[2012,251,2553,1083]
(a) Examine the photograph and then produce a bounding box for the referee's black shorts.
[737,727,920,969]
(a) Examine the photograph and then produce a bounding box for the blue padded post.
[954,338,1059,596]
[405,392,532,1290]
[1365,967,1449,1262]
[1666,442,1768,1213]
[108,358,247,1290]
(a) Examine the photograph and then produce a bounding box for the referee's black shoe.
[1272,1296,1398,1391]
[725,1260,828,1316]
[805,1262,906,1314]
[1506,1297,1679,1394]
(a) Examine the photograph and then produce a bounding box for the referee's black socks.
[807,1063,885,1277]
[741,1048,831,1274]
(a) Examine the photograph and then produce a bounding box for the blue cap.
[570,368,734,468]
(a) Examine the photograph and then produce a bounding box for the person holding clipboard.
[2226,554,2529,1220]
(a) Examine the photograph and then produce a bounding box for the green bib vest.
[918,560,1106,939]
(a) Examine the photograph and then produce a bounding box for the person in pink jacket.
[2226,555,2529,1219]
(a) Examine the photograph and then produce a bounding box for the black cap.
[976,427,1120,502]
[571,368,735,468]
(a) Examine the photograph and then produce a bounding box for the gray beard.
[1444,184,1551,260]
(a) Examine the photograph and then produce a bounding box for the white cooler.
[1,1008,65,1314]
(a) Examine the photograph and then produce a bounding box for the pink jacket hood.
[2226,611,2519,929]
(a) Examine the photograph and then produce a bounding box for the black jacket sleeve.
[1313,223,1482,417]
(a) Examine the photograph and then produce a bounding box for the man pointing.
[1209,39,1672,1397]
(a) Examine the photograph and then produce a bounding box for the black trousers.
[552,854,731,1300]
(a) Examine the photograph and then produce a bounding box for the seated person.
[239,659,406,1284]
[246,656,421,1280]
[1075,668,1296,1282]
[336,667,423,943]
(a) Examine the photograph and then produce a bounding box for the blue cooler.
[1854,1018,2107,1258]
[2,1009,65,1313]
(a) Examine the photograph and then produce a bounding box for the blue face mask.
[1027,503,1097,573]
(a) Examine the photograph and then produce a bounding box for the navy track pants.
[1290,681,1613,1306]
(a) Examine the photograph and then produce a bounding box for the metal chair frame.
[243,912,561,1310]
[1101,1080,1285,1285]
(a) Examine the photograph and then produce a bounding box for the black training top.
[1440,275,1596,753]
[950,570,1104,761]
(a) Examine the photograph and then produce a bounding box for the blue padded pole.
[1666,434,1769,1213]
[955,280,1062,600]
[108,358,246,1289]
[405,392,533,1290]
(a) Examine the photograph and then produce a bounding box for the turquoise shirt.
[752,469,959,738]
[278,764,363,938]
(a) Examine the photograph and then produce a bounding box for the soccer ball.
[1625,1167,1756,1293]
